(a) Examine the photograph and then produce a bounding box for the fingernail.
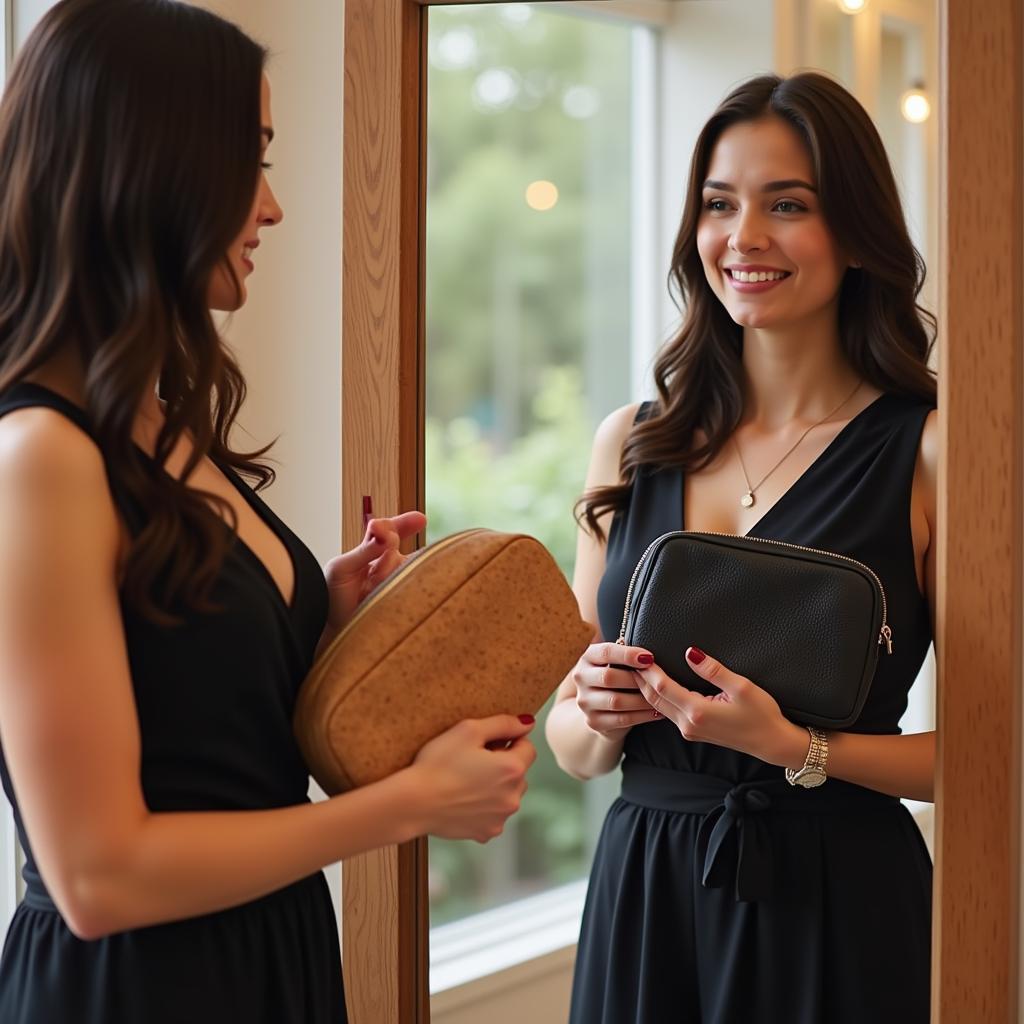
[637,653,654,666]
[686,647,706,665]
[518,714,535,725]
[362,495,373,530]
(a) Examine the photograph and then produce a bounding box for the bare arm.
[0,410,534,941]
[545,403,659,781]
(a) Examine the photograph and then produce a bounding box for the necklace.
[733,380,864,509]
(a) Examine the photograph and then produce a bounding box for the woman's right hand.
[410,715,537,843]
[572,642,661,737]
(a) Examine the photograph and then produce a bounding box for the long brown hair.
[579,71,937,539]
[0,0,273,623]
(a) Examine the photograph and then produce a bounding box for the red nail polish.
[637,653,654,666]
[518,714,535,725]
[362,495,373,530]
[686,647,706,665]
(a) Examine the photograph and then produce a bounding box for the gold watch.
[785,727,829,788]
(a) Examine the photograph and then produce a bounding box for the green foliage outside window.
[425,5,634,926]
[426,368,593,924]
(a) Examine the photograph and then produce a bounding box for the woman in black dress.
[0,3,536,1022]
[547,72,936,1023]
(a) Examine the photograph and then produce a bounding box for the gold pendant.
[740,492,755,509]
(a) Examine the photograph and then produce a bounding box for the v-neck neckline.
[5,381,300,614]
[216,461,300,613]
[681,392,892,538]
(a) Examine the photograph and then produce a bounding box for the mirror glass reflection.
[425,1,645,942]
[424,0,938,1003]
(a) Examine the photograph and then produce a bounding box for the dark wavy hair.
[0,0,274,623]
[579,71,937,539]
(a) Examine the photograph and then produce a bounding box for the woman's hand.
[571,642,663,738]
[409,714,537,843]
[320,511,427,639]
[634,646,806,766]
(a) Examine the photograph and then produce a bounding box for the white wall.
[12,0,51,47]
[199,0,344,568]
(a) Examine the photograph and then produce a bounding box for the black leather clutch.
[618,531,893,729]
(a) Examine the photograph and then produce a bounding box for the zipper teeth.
[617,535,663,643]
[617,530,889,644]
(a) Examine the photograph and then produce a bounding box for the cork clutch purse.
[293,528,593,795]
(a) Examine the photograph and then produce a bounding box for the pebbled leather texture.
[623,532,884,729]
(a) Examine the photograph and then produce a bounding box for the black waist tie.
[619,758,901,903]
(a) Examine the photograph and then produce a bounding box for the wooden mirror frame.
[340,1,1023,1020]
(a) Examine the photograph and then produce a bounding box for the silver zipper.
[616,531,893,654]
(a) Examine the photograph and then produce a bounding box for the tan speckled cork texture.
[293,529,594,794]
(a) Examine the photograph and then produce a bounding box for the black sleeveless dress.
[569,393,934,1024]
[0,384,347,1023]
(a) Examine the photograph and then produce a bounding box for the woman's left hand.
[321,511,427,638]
[634,646,804,767]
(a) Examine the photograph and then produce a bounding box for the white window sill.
[429,879,587,996]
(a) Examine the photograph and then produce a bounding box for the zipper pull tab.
[879,624,893,655]
[616,635,626,645]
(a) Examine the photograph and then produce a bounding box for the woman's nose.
[260,182,284,227]
[728,210,769,254]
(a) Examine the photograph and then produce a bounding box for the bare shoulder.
[0,405,107,488]
[585,401,644,489]
[0,406,119,553]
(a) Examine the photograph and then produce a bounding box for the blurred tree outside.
[426,369,593,923]
[425,3,635,926]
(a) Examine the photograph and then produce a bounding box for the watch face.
[795,768,826,788]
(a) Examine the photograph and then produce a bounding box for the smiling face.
[208,74,283,311]
[696,115,853,333]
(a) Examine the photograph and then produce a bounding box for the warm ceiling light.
[525,180,559,211]
[900,84,931,123]
[837,0,868,12]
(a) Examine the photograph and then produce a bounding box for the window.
[423,2,658,946]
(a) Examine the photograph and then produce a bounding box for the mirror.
[425,0,641,946]
[422,0,939,1017]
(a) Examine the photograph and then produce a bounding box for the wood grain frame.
[933,1,1022,1018]
[340,1,1024,1021]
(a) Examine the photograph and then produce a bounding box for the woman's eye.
[774,200,805,213]
[261,162,273,171]
[704,198,730,212]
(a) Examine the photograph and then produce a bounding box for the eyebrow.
[261,127,275,143]
[703,178,817,193]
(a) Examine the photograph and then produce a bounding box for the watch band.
[785,726,829,786]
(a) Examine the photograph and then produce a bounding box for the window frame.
[340,2,1024,1022]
